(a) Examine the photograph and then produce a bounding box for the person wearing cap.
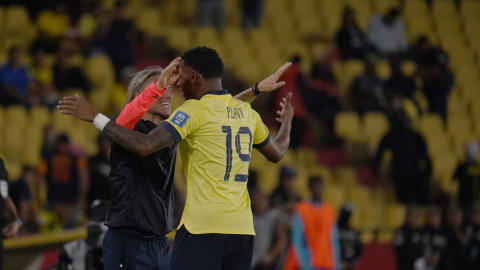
[283,176,340,270]
[338,203,363,270]
[453,141,480,215]
[270,165,300,210]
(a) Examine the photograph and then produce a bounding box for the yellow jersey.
[160,90,270,235]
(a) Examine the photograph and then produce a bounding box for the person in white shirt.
[367,8,408,56]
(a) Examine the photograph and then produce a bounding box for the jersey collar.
[198,90,229,100]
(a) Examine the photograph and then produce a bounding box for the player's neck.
[142,111,164,126]
[195,79,223,99]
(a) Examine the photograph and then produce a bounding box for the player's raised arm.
[234,62,291,103]
[257,93,294,163]
[57,95,175,156]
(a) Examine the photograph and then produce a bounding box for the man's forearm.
[5,197,19,220]
[272,118,292,156]
[234,87,257,103]
[103,121,175,156]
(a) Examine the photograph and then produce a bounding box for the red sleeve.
[116,82,167,130]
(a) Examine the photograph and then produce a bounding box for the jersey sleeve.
[116,82,167,130]
[252,111,270,148]
[160,101,203,143]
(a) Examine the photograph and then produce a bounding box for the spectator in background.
[251,188,288,270]
[95,1,137,81]
[463,206,480,270]
[335,6,376,60]
[393,206,426,270]
[307,48,342,146]
[415,36,454,121]
[383,63,417,101]
[197,0,225,29]
[350,60,385,115]
[78,0,106,39]
[242,0,264,30]
[284,176,340,270]
[338,203,363,270]
[9,166,39,235]
[277,55,307,150]
[270,166,300,210]
[0,46,31,106]
[37,134,89,229]
[41,125,57,159]
[453,141,480,215]
[422,206,448,270]
[30,48,57,108]
[52,48,90,93]
[88,133,111,210]
[373,106,432,205]
[444,206,466,270]
[35,1,70,53]
[367,8,407,57]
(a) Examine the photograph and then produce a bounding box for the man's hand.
[155,57,182,89]
[276,93,294,123]
[258,62,292,93]
[2,221,20,239]
[58,95,99,122]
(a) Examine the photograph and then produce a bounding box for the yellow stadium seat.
[225,0,242,27]
[363,112,389,150]
[432,153,458,181]
[432,0,457,19]
[0,107,4,131]
[320,0,345,37]
[335,112,363,142]
[435,19,462,40]
[2,127,24,163]
[461,1,480,21]
[447,94,469,117]
[406,17,436,43]
[425,133,452,157]
[376,60,391,80]
[451,132,476,158]
[222,27,247,52]
[384,204,406,229]
[292,0,318,17]
[404,0,429,19]
[465,21,480,44]
[166,26,192,53]
[419,113,445,135]
[283,43,313,73]
[373,0,399,14]
[296,15,322,39]
[135,9,164,37]
[52,111,73,134]
[256,163,281,194]
[85,55,115,91]
[195,27,221,46]
[344,0,372,30]
[347,186,371,207]
[29,106,51,128]
[270,15,297,47]
[5,161,22,181]
[5,105,28,126]
[22,128,43,166]
[334,166,358,188]
[296,148,320,168]
[460,79,480,100]
[4,6,35,39]
[401,60,417,77]
[334,60,365,97]
[264,0,289,21]
[324,184,346,210]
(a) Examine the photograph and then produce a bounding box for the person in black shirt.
[422,206,448,270]
[464,206,480,270]
[9,166,36,234]
[444,206,467,270]
[393,206,426,270]
[350,60,385,115]
[270,165,300,210]
[453,141,480,215]
[338,203,363,270]
[52,48,90,93]
[87,133,111,209]
[383,64,416,101]
[0,157,23,270]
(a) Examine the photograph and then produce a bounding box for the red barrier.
[355,243,397,270]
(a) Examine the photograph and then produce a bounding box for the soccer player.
[58,46,294,270]
[58,52,291,270]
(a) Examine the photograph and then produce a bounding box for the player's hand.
[258,62,292,93]
[276,93,294,123]
[156,57,182,89]
[58,95,99,122]
[2,221,20,239]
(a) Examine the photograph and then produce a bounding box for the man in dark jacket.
[338,203,363,270]
[394,206,426,270]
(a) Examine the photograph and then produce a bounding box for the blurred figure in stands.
[421,206,448,270]
[444,206,466,270]
[197,0,225,29]
[284,176,340,270]
[38,134,89,229]
[383,63,417,102]
[276,55,306,150]
[251,188,288,270]
[0,46,32,106]
[78,0,106,40]
[242,0,264,30]
[9,166,39,235]
[350,60,385,115]
[338,203,363,270]
[393,206,426,270]
[414,35,454,121]
[270,165,300,211]
[367,8,407,57]
[35,0,70,53]
[307,48,342,146]
[373,106,432,205]
[52,48,90,94]
[30,47,58,108]
[453,140,480,215]
[463,206,480,270]
[87,133,111,212]
[95,0,137,81]
[335,6,376,60]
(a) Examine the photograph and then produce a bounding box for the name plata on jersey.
[227,107,245,119]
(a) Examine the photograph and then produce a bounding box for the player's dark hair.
[181,46,224,79]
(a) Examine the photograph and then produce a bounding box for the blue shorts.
[103,228,171,270]
[170,226,254,270]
